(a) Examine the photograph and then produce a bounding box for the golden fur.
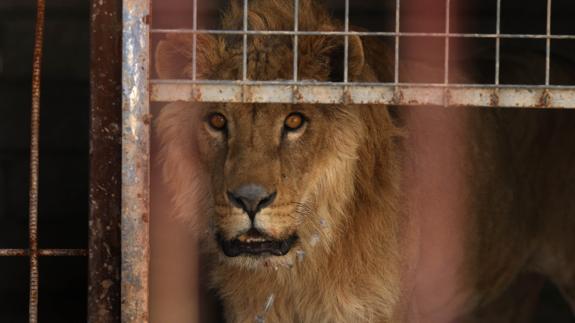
[154,0,575,321]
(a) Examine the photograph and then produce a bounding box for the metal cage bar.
[28,0,45,319]
[149,0,575,108]
[151,29,575,39]
[0,249,87,257]
[443,0,451,106]
[88,0,123,321]
[122,0,151,322]
[151,81,575,108]
[545,0,553,86]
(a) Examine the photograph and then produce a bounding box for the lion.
[154,0,575,322]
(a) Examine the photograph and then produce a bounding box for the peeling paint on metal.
[122,0,151,322]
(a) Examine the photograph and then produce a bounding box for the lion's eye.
[284,113,305,131]
[208,113,227,131]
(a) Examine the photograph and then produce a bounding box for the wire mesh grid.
[149,0,575,108]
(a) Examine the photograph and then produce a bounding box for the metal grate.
[0,1,87,322]
[147,0,575,108]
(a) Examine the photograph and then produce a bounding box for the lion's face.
[155,0,373,268]
[188,101,362,267]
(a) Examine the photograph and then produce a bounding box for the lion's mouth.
[217,229,298,257]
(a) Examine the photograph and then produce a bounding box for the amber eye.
[208,113,227,130]
[284,113,305,131]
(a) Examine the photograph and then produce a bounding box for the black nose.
[227,184,277,219]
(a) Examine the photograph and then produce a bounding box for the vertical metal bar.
[545,0,552,85]
[89,0,122,321]
[242,0,249,82]
[192,0,198,81]
[343,0,350,83]
[292,0,299,103]
[293,0,299,83]
[394,0,401,85]
[122,0,151,321]
[495,0,501,85]
[443,0,451,106]
[29,0,46,321]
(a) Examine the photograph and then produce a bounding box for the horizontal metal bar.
[151,82,575,108]
[151,29,575,39]
[0,249,87,256]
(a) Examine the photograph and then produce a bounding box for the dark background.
[0,0,88,322]
[0,0,574,322]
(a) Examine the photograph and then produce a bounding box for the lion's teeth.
[246,237,266,243]
[236,234,269,243]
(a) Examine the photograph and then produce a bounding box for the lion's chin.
[216,229,298,258]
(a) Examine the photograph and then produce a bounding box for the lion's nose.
[227,184,277,220]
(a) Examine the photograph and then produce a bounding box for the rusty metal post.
[122,0,151,322]
[89,0,122,322]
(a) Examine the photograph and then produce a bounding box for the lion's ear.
[155,34,219,79]
[328,35,365,82]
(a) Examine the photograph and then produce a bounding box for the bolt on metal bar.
[122,0,151,321]
[29,0,46,320]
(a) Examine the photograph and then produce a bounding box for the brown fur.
[154,0,575,322]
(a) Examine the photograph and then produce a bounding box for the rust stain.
[293,87,304,103]
[538,89,551,108]
[489,91,500,107]
[392,89,404,105]
[143,14,151,25]
[342,87,353,105]
[143,113,153,125]
[142,212,150,224]
[192,85,203,101]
